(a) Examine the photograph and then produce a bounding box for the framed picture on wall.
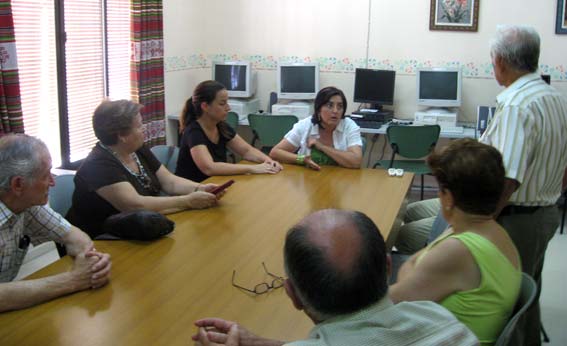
[557,0,567,34]
[430,0,480,32]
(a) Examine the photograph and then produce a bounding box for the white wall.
[163,0,567,124]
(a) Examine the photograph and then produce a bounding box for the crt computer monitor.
[212,61,254,98]
[353,69,396,110]
[277,63,319,100]
[416,68,462,108]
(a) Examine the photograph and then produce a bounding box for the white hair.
[489,25,540,73]
[0,134,48,193]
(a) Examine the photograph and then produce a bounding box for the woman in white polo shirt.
[269,87,363,170]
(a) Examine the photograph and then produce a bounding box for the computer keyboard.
[441,126,464,134]
[353,119,384,129]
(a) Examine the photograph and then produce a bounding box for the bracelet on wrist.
[296,154,305,166]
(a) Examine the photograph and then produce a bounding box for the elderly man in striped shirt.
[481,25,567,346]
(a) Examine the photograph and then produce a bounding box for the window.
[12,0,130,167]
[12,0,60,164]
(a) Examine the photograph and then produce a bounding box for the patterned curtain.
[0,0,24,136]
[131,0,165,146]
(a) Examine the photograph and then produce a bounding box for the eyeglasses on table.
[232,262,285,295]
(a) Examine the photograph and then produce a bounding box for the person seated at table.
[269,86,362,171]
[0,134,111,312]
[67,99,220,239]
[175,80,282,182]
[390,139,522,346]
[192,209,478,346]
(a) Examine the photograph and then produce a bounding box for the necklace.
[99,143,156,192]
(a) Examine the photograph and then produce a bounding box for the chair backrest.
[386,125,441,159]
[247,114,299,148]
[361,136,367,154]
[427,212,449,243]
[226,111,239,130]
[167,147,179,173]
[48,174,75,216]
[494,273,538,346]
[150,145,179,172]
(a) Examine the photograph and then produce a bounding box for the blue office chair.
[167,147,179,173]
[48,174,75,217]
[48,174,76,258]
[428,212,449,243]
[494,273,538,346]
[150,145,179,173]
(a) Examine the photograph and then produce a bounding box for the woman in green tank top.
[390,139,522,346]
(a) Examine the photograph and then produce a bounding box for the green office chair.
[247,114,299,154]
[226,111,239,130]
[494,273,537,346]
[225,112,239,162]
[373,125,440,200]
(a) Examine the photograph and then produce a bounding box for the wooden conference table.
[0,164,413,346]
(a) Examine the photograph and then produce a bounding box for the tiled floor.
[16,188,567,345]
[540,228,567,346]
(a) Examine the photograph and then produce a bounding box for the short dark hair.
[93,99,143,145]
[427,138,505,215]
[311,86,347,128]
[284,210,388,318]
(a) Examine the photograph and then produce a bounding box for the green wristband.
[296,154,305,166]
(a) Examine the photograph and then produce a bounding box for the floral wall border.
[164,53,567,81]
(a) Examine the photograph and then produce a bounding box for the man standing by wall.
[481,25,567,345]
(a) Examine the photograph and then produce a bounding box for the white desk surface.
[360,124,477,139]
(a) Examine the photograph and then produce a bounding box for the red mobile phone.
[210,179,235,195]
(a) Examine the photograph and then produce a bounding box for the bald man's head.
[284,209,388,319]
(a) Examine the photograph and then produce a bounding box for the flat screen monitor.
[277,63,319,100]
[416,68,462,108]
[212,61,254,98]
[353,69,395,109]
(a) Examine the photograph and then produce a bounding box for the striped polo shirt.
[480,72,567,206]
[285,297,478,346]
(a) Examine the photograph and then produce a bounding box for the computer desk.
[359,123,477,139]
[0,164,413,346]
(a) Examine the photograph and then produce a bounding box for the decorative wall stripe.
[164,54,567,81]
